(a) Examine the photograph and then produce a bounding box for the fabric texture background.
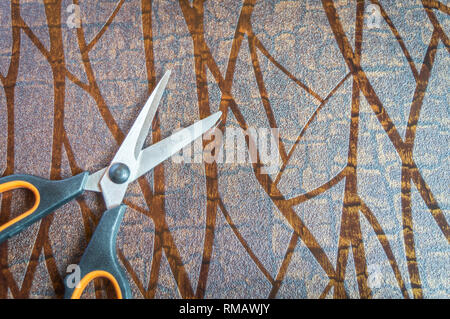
[0,0,449,298]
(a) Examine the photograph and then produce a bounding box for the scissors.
[0,70,221,298]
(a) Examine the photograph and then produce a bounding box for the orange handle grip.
[0,181,40,233]
[63,205,131,299]
[71,270,123,299]
[0,173,88,244]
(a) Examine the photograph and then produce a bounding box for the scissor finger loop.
[0,180,40,233]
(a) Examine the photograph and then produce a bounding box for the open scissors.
[0,70,221,298]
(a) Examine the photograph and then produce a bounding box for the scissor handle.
[64,204,131,299]
[0,173,89,243]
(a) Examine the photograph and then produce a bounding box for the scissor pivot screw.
[109,163,130,184]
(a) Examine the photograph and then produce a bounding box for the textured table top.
[0,0,449,299]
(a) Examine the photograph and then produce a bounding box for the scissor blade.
[98,71,171,209]
[133,70,172,160]
[87,111,222,195]
[85,168,106,192]
[134,111,222,181]
[112,70,171,166]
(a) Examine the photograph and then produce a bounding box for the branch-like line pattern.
[0,0,448,298]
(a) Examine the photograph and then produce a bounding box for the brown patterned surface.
[0,0,449,298]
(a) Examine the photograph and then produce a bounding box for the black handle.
[64,204,131,299]
[0,172,89,243]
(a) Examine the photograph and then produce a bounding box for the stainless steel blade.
[85,168,106,192]
[134,111,222,180]
[99,71,171,209]
[85,111,222,194]
[133,70,171,160]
